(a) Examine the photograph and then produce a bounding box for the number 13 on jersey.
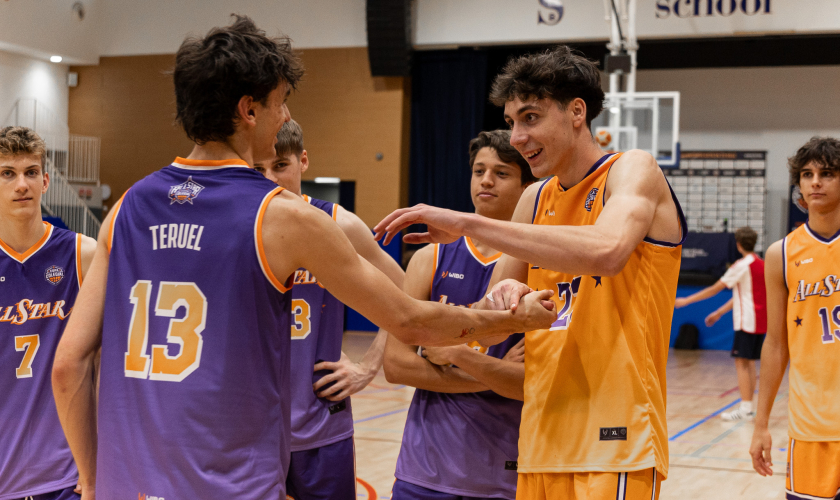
[124,280,207,382]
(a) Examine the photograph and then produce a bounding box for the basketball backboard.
[591,91,681,168]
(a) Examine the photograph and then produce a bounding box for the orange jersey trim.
[430,243,440,293]
[107,191,128,253]
[172,157,249,168]
[331,204,338,221]
[255,187,292,293]
[464,236,502,265]
[75,233,83,288]
[0,222,53,264]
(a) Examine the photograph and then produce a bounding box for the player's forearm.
[461,213,631,276]
[359,328,388,376]
[446,348,524,400]
[714,298,734,316]
[754,335,789,429]
[395,299,530,346]
[384,347,487,393]
[52,356,98,487]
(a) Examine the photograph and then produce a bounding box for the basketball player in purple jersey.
[0,126,96,500]
[254,120,404,500]
[384,130,536,500]
[51,16,555,500]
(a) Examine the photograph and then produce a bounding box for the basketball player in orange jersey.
[750,137,840,500]
[51,16,555,500]
[254,119,403,499]
[0,126,96,500]
[375,46,686,500]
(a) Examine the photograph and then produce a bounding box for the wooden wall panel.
[69,47,409,226]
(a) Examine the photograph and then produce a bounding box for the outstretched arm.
[263,193,556,347]
[383,244,489,393]
[675,280,728,309]
[750,240,789,476]
[375,150,678,277]
[313,207,405,400]
[705,297,733,326]
[53,214,115,498]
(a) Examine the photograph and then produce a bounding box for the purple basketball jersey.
[97,159,293,499]
[289,196,354,452]
[0,224,80,499]
[395,237,523,499]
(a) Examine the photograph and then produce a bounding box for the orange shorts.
[517,468,661,500]
[787,438,840,499]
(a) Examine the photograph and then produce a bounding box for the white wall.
[97,0,367,56]
[636,65,840,244]
[0,50,69,127]
[0,0,102,64]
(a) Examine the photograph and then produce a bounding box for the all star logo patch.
[45,265,65,285]
[585,188,599,212]
[169,176,205,205]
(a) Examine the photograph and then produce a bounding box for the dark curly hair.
[788,136,840,186]
[489,45,605,130]
[174,15,304,145]
[734,227,757,252]
[468,130,537,185]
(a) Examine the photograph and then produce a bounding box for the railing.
[42,157,102,239]
[67,135,101,183]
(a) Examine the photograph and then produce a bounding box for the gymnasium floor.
[343,331,790,500]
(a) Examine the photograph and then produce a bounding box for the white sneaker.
[721,407,755,421]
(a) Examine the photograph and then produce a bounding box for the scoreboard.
[665,151,767,252]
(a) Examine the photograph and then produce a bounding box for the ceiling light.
[50,56,63,63]
[314,177,341,184]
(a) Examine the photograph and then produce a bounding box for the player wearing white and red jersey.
[675,226,767,421]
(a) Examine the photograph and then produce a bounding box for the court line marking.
[354,408,409,424]
[668,398,741,441]
[670,463,766,474]
[691,421,745,457]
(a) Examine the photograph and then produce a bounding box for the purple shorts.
[286,436,355,500]
[14,486,81,500]
[392,479,507,500]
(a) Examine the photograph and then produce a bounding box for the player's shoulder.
[407,243,436,272]
[611,149,661,177]
[764,239,785,267]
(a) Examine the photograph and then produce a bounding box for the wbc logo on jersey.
[585,188,599,212]
[44,265,65,285]
[169,176,205,205]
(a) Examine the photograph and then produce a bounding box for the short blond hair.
[0,126,46,166]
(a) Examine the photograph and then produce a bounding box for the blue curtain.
[409,49,488,214]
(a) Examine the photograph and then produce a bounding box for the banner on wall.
[416,0,840,47]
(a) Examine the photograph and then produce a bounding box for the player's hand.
[501,337,525,363]
[705,311,721,327]
[373,204,465,246]
[486,279,534,312]
[313,352,376,401]
[421,344,470,366]
[674,297,689,309]
[749,426,774,476]
[517,289,556,331]
[79,484,94,500]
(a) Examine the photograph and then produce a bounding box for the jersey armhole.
[254,187,292,293]
[107,191,128,253]
[75,233,83,288]
[531,178,551,224]
[781,236,789,289]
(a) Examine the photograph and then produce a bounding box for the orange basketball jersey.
[520,153,685,478]
[783,223,840,441]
